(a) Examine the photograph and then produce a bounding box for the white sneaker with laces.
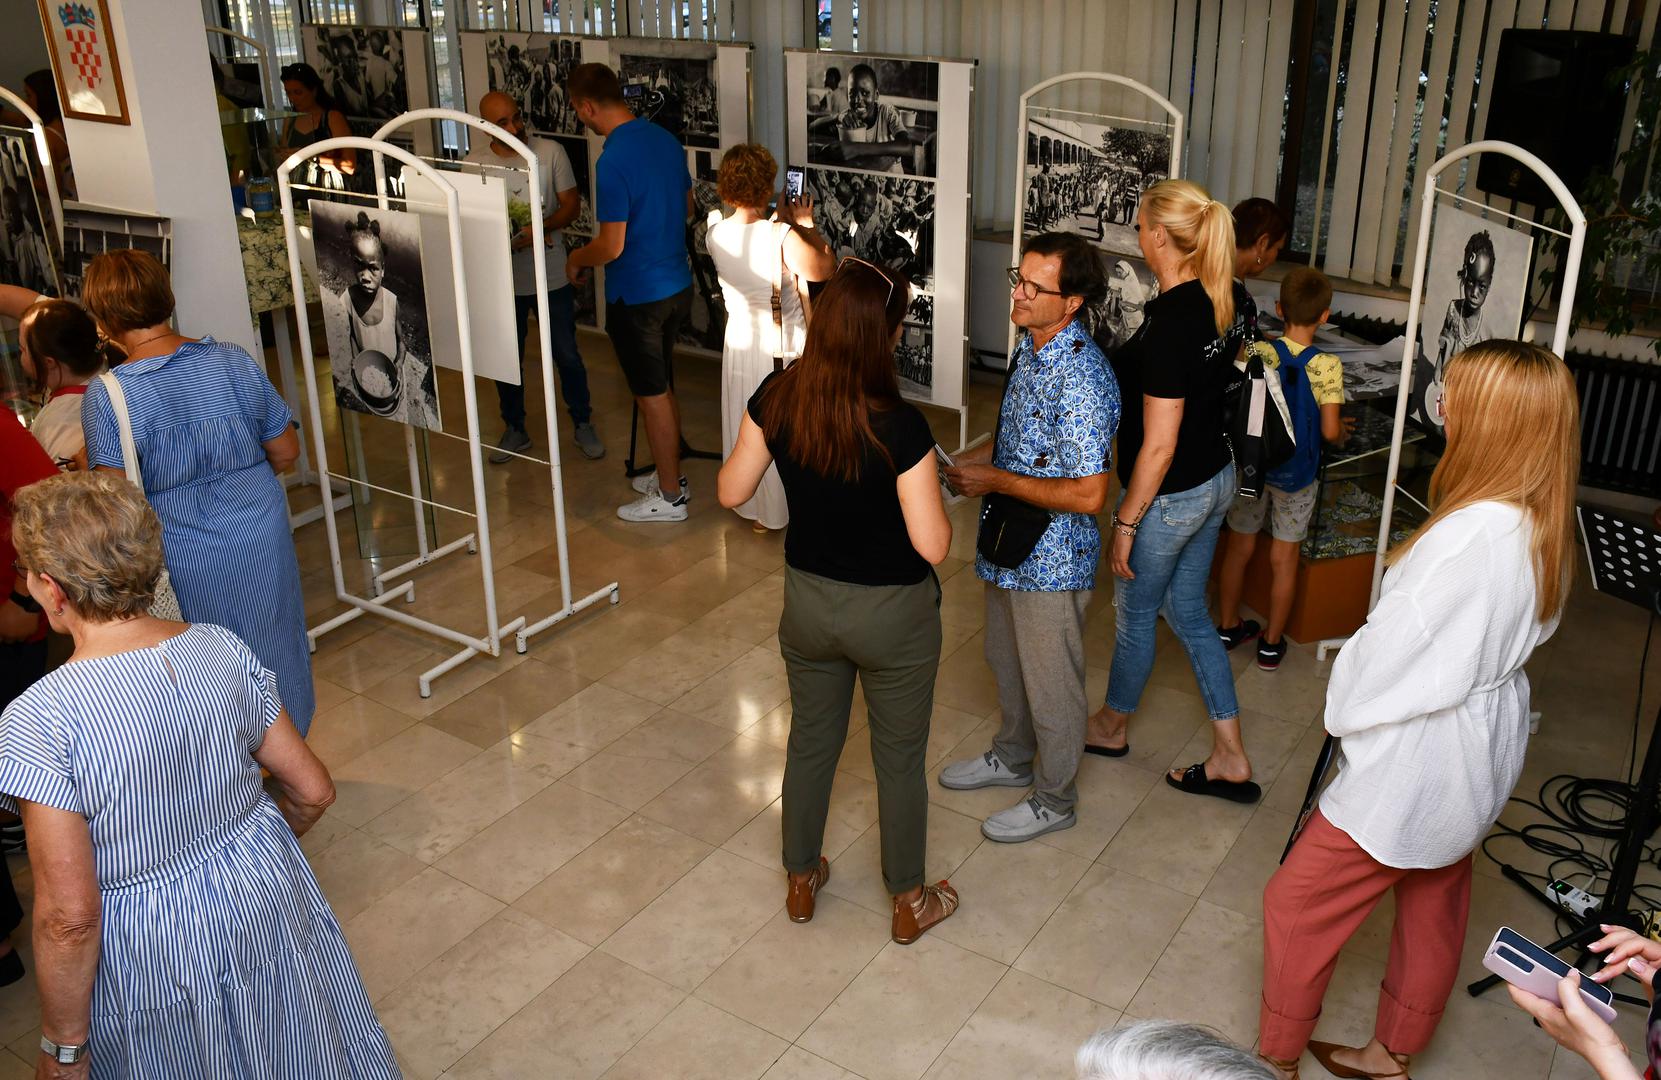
[617,488,688,523]
[981,796,1076,843]
[939,750,1033,791]
[630,472,690,499]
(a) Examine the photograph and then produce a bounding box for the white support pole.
[279,133,511,697]
[0,88,65,249]
[372,106,617,657]
[1009,72,1185,362]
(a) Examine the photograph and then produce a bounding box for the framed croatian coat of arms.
[39,0,129,124]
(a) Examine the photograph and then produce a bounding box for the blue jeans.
[1106,463,1240,721]
[501,286,593,430]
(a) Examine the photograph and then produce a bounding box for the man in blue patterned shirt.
[940,233,1121,843]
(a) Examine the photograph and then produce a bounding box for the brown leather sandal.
[786,857,830,923]
[891,880,959,944]
[1306,1041,1409,1079]
[1258,1055,1300,1080]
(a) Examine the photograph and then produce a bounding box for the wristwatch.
[8,590,39,614]
[40,1035,87,1064]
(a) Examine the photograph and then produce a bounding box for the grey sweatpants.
[985,584,1091,814]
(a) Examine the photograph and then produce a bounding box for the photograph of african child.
[1410,204,1533,436]
[0,129,59,296]
[1022,111,1171,259]
[896,293,933,397]
[805,166,934,292]
[1088,255,1160,355]
[682,149,728,351]
[617,47,720,149]
[299,25,410,135]
[806,54,937,178]
[479,33,584,137]
[312,201,440,430]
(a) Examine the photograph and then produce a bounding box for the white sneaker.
[939,750,1033,791]
[618,488,688,523]
[630,471,690,498]
[981,796,1076,843]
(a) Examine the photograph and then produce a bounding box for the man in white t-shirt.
[467,90,604,463]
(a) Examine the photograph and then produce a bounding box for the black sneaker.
[1257,636,1288,671]
[1218,619,1262,651]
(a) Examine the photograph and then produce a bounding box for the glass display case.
[218,106,299,183]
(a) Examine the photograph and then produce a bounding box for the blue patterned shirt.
[976,319,1121,592]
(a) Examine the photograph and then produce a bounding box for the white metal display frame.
[277,134,515,698]
[1313,141,1587,661]
[783,47,977,451]
[375,106,619,656]
[1008,72,1184,363]
[0,87,65,249]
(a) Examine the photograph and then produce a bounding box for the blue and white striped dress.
[0,624,398,1079]
[82,339,316,734]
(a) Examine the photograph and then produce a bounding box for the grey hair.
[1076,1021,1278,1080]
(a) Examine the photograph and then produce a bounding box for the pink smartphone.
[1482,926,1619,1024]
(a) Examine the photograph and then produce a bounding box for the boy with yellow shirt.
[1216,266,1348,670]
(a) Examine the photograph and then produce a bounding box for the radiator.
[1571,353,1661,498]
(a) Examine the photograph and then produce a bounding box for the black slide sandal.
[1083,742,1130,758]
[1166,762,1262,803]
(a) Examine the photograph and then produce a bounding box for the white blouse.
[1320,501,1558,870]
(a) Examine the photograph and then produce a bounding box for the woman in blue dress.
[5,471,397,1079]
[78,249,316,735]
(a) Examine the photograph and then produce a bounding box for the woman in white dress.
[706,144,836,532]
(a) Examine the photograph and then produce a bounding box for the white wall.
[64,0,255,353]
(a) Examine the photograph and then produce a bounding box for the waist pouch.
[976,492,1054,569]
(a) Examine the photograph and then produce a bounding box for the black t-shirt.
[1111,278,1235,494]
[747,372,935,586]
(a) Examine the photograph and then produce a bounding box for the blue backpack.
[1264,338,1323,492]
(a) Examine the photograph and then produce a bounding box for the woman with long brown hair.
[1257,340,1581,1080]
[717,258,958,945]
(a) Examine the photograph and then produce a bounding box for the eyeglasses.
[839,257,897,308]
[1006,267,1066,300]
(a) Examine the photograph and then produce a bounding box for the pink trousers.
[1259,810,1473,1061]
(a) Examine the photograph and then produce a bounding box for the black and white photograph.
[617,48,719,149]
[682,149,727,350]
[479,33,584,137]
[1088,255,1160,354]
[895,294,933,397]
[565,233,597,327]
[57,226,167,301]
[806,53,938,178]
[311,201,441,430]
[1023,111,1172,258]
[300,25,410,135]
[806,166,935,292]
[0,129,60,297]
[214,60,265,109]
[555,134,595,236]
[1411,204,1533,434]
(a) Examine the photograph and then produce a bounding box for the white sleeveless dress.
[707,215,805,531]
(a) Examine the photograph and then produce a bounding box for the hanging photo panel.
[616,42,722,149]
[0,127,62,297]
[311,200,441,430]
[1022,110,1172,259]
[457,31,600,139]
[788,49,975,413]
[1410,203,1535,436]
[1088,255,1161,355]
[298,24,435,154]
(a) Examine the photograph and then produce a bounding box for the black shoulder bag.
[976,345,1055,569]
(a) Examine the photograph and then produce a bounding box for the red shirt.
[1,408,58,641]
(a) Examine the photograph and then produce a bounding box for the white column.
[60,0,257,354]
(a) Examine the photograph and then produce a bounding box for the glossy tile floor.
[1,329,1658,1079]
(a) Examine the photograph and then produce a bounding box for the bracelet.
[1111,514,1140,534]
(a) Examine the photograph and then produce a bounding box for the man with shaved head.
[467,89,605,463]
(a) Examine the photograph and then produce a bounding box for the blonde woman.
[1257,341,1580,1080]
[1083,180,1259,802]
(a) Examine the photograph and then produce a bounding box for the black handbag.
[974,346,1054,569]
[1222,345,1297,499]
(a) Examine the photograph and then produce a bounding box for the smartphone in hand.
[1483,926,1619,1023]
[785,165,805,200]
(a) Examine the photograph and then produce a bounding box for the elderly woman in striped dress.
[3,472,397,1079]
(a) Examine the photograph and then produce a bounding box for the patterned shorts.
[1225,480,1318,543]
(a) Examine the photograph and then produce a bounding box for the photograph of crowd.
[1022,112,1172,258]
[805,167,935,292]
[1088,256,1160,354]
[0,130,59,297]
[895,293,933,396]
[299,25,411,135]
[682,150,728,351]
[480,33,584,137]
[617,50,720,149]
[805,54,938,178]
[312,202,441,431]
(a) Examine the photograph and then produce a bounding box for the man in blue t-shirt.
[565,62,695,523]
